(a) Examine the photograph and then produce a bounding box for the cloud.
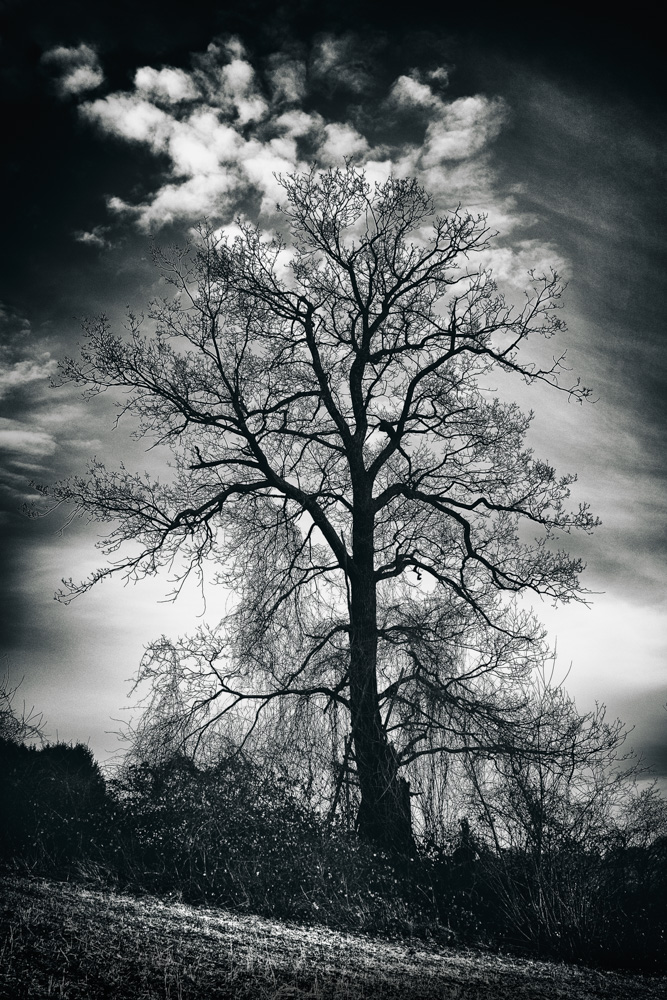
[274,109,324,141]
[81,94,173,150]
[388,73,443,112]
[108,173,242,229]
[134,66,199,104]
[60,438,103,450]
[192,39,268,124]
[0,302,30,338]
[422,96,507,164]
[476,239,570,290]
[0,304,57,400]
[0,419,57,457]
[65,34,537,251]
[310,34,373,94]
[73,225,111,249]
[41,43,104,96]
[267,55,307,106]
[319,123,369,165]
[427,66,451,88]
[37,403,87,429]
[387,74,507,163]
[364,79,520,251]
[81,47,305,227]
[0,454,57,507]
[0,357,57,398]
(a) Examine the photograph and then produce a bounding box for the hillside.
[1,876,664,999]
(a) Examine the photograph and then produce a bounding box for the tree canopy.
[49,165,597,851]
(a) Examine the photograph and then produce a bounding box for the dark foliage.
[101,752,436,936]
[0,738,108,864]
[107,753,320,912]
[417,816,667,972]
[1,735,665,972]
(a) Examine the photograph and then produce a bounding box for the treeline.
[2,729,666,973]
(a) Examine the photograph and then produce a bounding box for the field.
[1,876,665,999]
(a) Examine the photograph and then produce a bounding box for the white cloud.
[0,357,57,399]
[378,88,517,238]
[109,172,242,229]
[319,123,369,165]
[0,304,57,399]
[267,56,307,105]
[169,110,244,174]
[242,139,302,216]
[422,96,507,164]
[477,240,570,289]
[81,94,173,150]
[357,158,395,188]
[134,66,199,103]
[222,57,267,125]
[427,66,451,87]
[74,225,110,249]
[62,65,104,95]
[193,39,268,124]
[83,91,303,226]
[41,43,104,96]
[0,419,57,457]
[37,404,87,428]
[274,109,323,140]
[80,39,311,228]
[388,74,442,111]
[70,36,531,248]
[310,34,372,94]
[388,75,507,164]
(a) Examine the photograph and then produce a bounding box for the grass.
[1,875,665,999]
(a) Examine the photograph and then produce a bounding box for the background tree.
[457,680,667,964]
[48,165,597,852]
[0,672,44,746]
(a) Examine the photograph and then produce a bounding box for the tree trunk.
[348,507,414,855]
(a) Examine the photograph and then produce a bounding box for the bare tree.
[456,678,647,955]
[0,670,44,746]
[47,165,597,852]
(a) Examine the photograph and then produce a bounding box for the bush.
[0,738,109,865]
[101,752,448,937]
[107,752,322,908]
[2,717,665,970]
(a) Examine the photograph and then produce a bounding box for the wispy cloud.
[0,419,57,458]
[0,358,57,398]
[73,225,111,249]
[309,33,375,95]
[192,38,269,123]
[0,304,57,401]
[0,302,30,338]
[266,54,307,106]
[71,34,522,236]
[134,65,200,104]
[41,42,104,97]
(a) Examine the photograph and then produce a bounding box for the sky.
[1,2,665,781]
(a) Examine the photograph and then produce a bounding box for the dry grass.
[0,875,664,999]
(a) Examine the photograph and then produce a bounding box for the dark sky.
[1,1,665,777]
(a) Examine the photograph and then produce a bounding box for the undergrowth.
[2,740,666,974]
[2,875,665,1000]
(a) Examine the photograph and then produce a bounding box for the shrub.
[0,739,109,865]
[102,751,448,938]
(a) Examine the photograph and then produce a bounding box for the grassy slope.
[0,876,665,999]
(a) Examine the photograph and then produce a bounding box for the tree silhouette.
[49,166,597,852]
